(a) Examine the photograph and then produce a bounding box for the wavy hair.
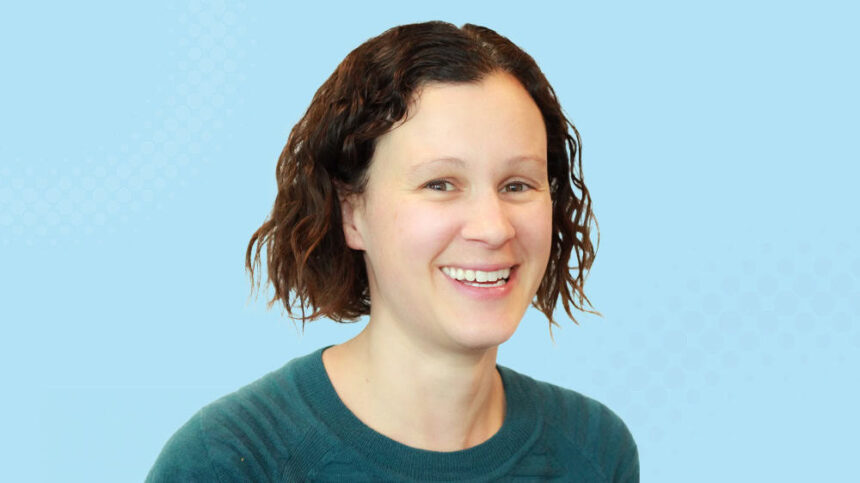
[246,21,600,335]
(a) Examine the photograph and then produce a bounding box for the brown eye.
[425,180,454,191]
[502,182,531,193]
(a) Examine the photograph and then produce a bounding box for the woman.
[147,21,638,482]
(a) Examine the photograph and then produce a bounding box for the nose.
[460,190,516,247]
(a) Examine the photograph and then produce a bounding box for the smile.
[440,266,513,287]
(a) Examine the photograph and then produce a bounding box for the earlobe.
[339,193,366,251]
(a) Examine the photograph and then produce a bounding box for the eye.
[424,179,455,192]
[502,181,532,193]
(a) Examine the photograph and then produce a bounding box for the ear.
[339,191,366,251]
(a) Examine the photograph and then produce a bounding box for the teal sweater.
[146,346,639,481]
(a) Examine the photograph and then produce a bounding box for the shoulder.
[145,407,218,482]
[146,353,322,482]
[500,366,640,482]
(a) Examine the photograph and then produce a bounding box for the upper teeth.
[441,266,511,282]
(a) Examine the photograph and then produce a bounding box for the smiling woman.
[337,72,553,356]
[146,21,639,482]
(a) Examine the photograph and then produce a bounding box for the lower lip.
[440,266,518,301]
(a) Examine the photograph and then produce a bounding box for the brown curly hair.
[246,21,600,335]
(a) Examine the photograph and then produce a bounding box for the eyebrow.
[408,155,546,174]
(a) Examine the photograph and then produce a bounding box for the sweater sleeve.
[610,416,639,483]
[145,413,220,483]
[586,397,639,483]
[542,381,641,483]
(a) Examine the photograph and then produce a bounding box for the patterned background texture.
[3,1,858,481]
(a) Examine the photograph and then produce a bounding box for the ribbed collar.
[293,345,542,480]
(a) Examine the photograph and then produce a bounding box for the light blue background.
[3,1,858,481]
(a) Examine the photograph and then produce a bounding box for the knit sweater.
[146,346,639,482]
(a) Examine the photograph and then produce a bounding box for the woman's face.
[341,71,552,354]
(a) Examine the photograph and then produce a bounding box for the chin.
[447,315,521,352]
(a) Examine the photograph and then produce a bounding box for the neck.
[322,321,506,452]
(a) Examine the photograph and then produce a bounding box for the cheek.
[367,201,457,268]
[515,198,553,262]
[397,205,457,261]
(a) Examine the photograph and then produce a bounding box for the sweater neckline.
[296,345,542,479]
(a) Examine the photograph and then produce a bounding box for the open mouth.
[440,265,516,288]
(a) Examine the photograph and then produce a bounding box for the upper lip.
[439,263,517,271]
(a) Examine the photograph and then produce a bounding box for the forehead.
[369,71,547,176]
